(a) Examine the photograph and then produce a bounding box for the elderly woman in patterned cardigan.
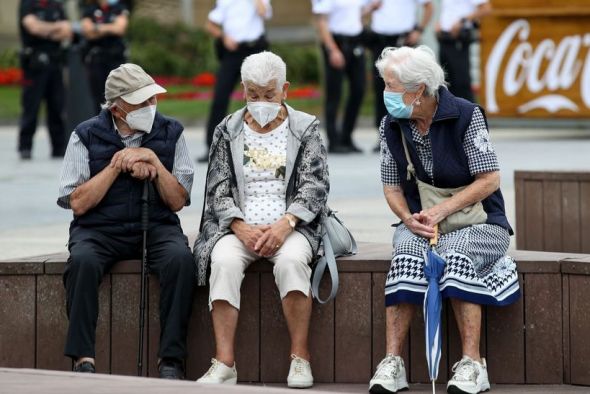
[193,51,329,389]
[369,46,520,394]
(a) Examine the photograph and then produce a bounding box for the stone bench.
[1,243,589,386]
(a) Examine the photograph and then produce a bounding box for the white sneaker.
[287,354,314,388]
[447,356,490,394]
[369,354,409,394]
[196,358,237,384]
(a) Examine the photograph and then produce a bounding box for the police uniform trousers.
[205,36,268,148]
[19,61,66,156]
[322,33,366,149]
[438,34,475,102]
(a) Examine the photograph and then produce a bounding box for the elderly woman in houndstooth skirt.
[369,46,520,394]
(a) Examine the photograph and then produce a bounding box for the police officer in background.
[197,0,271,163]
[80,0,129,114]
[367,0,432,151]
[312,0,381,154]
[437,0,491,102]
[18,0,72,160]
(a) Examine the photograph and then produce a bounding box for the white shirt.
[243,119,289,226]
[439,0,487,32]
[371,0,430,35]
[311,0,370,36]
[208,0,272,43]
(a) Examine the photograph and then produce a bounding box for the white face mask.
[118,105,156,133]
[247,101,281,128]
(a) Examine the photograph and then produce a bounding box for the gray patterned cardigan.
[193,104,330,286]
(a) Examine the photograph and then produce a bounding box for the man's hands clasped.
[110,147,160,181]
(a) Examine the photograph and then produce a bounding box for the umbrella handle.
[429,224,439,247]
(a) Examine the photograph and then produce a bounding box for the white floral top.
[243,119,289,225]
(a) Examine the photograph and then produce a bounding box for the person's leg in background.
[200,50,244,162]
[322,45,345,152]
[341,41,366,152]
[439,39,474,102]
[45,63,67,157]
[18,65,47,159]
[371,37,389,151]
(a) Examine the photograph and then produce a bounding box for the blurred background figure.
[436,0,491,102]
[18,0,72,160]
[366,0,432,151]
[312,0,380,154]
[197,0,272,163]
[80,0,129,114]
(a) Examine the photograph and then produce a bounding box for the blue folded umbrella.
[423,228,445,393]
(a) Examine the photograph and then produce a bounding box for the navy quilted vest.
[73,109,182,230]
[383,87,513,234]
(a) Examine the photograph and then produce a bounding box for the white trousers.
[209,231,313,310]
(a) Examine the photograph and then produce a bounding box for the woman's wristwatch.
[285,213,297,230]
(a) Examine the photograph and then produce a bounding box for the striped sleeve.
[57,132,90,209]
[172,134,195,206]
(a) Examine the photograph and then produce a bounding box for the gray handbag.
[311,210,357,304]
[401,133,487,234]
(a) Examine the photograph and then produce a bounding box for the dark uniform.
[18,0,67,158]
[312,0,367,153]
[81,1,128,113]
[202,0,270,157]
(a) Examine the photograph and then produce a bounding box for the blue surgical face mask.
[107,0,118,5]
[383,91,414,119]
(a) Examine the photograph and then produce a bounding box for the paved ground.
[0,368,588,394]
[0,124,589,259]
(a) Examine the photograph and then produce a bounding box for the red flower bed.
[1,68,320,101]
[0,68,23,86]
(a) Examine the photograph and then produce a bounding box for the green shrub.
[271,43,320,84]
[127,17,216,77]
[0,49,19,68]
[127,17,321,84]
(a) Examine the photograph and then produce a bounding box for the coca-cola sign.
[484,18,590,116]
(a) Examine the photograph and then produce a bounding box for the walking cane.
[137,180,149,376]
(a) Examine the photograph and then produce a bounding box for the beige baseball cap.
[104,63,166,105]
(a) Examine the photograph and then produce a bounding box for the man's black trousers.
[19,62,66,155]
[63,223,195,361]
[438,37,475,102]
[205,37,268,148]
[321,34,366,149]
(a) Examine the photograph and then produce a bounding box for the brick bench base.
[1,243,589,385]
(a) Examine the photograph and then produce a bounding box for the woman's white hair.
[240,51,287,90]
[375,45,447,97]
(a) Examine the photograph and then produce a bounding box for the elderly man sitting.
[58,63,195,379]
[193,51,330,389]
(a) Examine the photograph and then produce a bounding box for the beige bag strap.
[400,132,416,181]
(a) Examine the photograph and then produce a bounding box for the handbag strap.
[400,132,417,181]
[311,232,339,304]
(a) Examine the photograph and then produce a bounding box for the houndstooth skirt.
[384,224,520,307]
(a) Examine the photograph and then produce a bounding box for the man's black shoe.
[73,361,96,373]
[347,144,363,153]
[196,153,209,163]
[159,358,185,380]
[19,150,32,160]
[328,144,353,154]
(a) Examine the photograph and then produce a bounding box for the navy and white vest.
[383,87,513,234]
